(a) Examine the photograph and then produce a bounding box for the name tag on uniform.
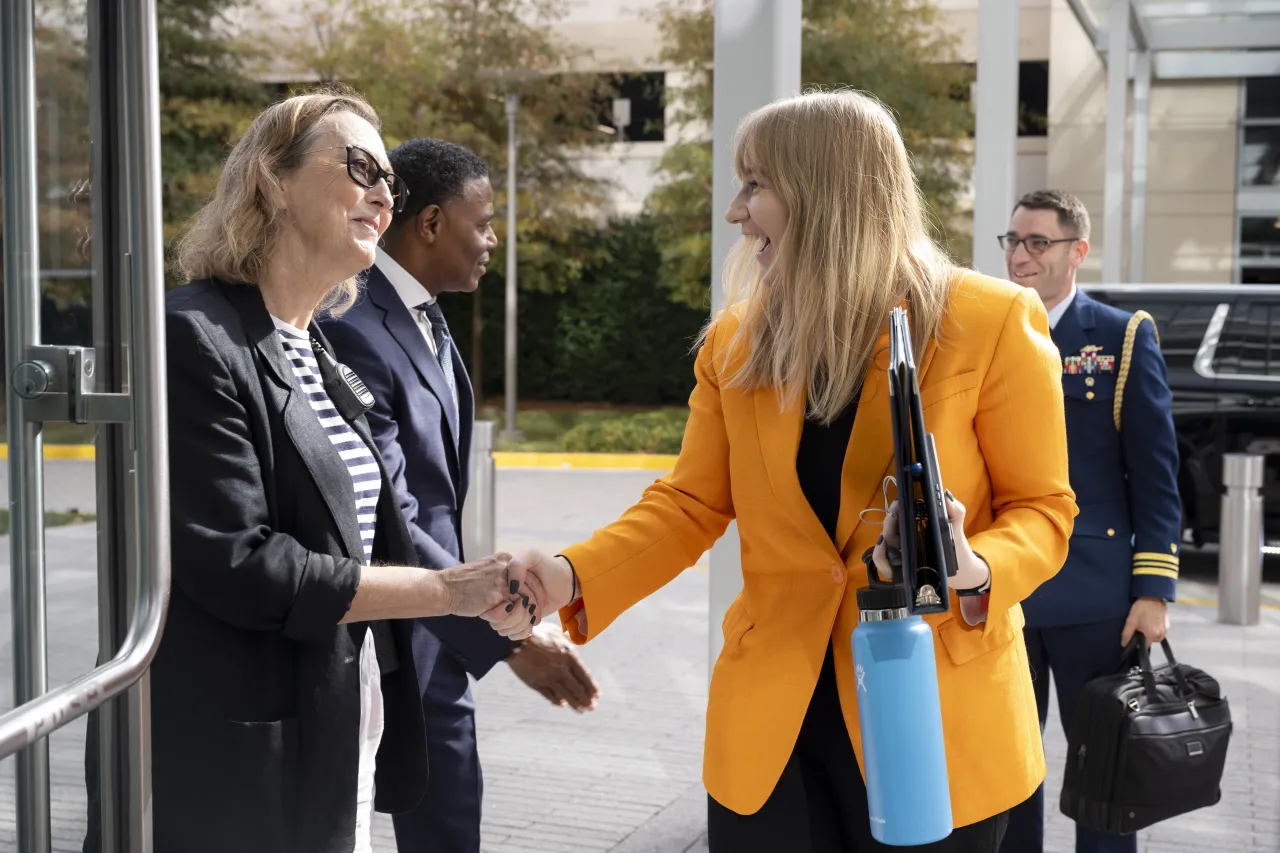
[1063,344,1116,375]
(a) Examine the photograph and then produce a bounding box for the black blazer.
[150,280,428,853]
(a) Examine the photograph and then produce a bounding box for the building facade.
[252,0,1274,285]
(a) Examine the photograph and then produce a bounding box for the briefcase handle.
[1119,633,1194,704]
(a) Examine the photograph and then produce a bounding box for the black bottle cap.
[857,585,911,613]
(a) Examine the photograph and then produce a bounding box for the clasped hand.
[478,550,578,639]
[439,552,540,640]
[871,492,990,593]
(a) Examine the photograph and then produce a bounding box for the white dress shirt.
[1046,284,1077,331]
[376,248,438,357]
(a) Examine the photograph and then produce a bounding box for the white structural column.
[1103,0,1131,284]
[708,0,801,669]
[1128,49,1151,283]
[970,0,1021,277]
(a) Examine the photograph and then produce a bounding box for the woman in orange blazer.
[486,91,1076,852]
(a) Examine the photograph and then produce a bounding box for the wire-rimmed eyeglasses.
[998,234,1078,256]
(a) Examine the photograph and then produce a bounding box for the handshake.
[438,549,578,641]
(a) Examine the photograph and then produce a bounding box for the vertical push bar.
[2,2,53,851]
[462,420,497,560]
[1218,453,1264,626]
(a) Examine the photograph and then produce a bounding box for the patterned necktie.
[417,301,460,439]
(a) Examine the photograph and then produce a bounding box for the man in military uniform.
[999,190,1182,853]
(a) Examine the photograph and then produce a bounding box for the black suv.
[1082,284,1280,550]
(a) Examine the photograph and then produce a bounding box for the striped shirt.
[271,318,383,853]
[272,320,380,562]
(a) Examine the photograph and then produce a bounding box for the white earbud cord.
[857,475,898,525]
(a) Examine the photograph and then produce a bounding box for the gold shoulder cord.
[1113,310,1160,431]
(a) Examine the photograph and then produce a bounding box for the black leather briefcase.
[1059,635,1233,835]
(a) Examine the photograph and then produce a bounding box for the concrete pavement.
[0,464,1276,852]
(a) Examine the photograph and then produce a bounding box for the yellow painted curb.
[491,451,677,470]
[0,444,97,461]
[1179,596,1280,613]
[0,445,680,470]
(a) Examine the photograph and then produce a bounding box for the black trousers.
[708,647,1008,853]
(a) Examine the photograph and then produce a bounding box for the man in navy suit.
[320,139,600,853]
[999,190,1182,853]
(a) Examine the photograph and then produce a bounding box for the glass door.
[1,2,170,851]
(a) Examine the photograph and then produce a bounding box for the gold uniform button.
[1107,528,1116,537]
[1171,544,1179,554]
[832,564,845,584]
[1086,391,1096,400]
[1085,377,1095,386]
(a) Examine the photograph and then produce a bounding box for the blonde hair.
[712,90,956,424]
[175,88,382,315]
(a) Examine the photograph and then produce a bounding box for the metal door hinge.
[12,345,131,424]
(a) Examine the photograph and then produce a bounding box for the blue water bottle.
[851,583,953,846]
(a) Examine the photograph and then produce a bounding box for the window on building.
[951,61,1049,138]
[598,72,665,143]
[1239,215,1280,283]
[1018,61,1049,138]
[1241,77,1280,187]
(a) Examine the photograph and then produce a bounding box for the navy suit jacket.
[1022,289,1182,628]
[319,266,514,678]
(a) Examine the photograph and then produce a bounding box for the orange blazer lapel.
[753,387,839,556]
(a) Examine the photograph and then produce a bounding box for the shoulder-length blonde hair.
[712,90,956,424]
[175,89,381,315]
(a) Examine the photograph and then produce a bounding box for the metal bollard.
[462,419,497,561]
[1218,453,1264,626]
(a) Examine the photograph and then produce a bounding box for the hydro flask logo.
[856,664,867,693]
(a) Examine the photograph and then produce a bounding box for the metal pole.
[502,93,522,441]
[1,0,53,850]
[1103,0,1130,284]
[970,0,1021,277]
[1128,49,1151,283]
[120,3,169,847]
[462,420,497,561]
[1218,454,1264,627]
[88,0,126,845]
[708,0,801,669]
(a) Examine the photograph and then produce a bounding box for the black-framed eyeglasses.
[310,144,408,213]
[998,234,1078,256]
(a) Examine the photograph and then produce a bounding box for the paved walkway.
[0,465,1276,852]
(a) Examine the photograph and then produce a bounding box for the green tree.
[290,0,617,392]
[156,0,268,259]
[8,1,267,291]
[646,0,975,309]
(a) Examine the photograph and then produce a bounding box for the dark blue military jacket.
[1021,288,1182,628]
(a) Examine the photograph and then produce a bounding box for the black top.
[796,393,860,544]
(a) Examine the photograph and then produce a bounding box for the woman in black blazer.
[148,91,535,853]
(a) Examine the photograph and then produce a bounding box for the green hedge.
[560,409,689,454]
[439,215,709,405]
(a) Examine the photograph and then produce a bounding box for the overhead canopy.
[1069,0,1280,79]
